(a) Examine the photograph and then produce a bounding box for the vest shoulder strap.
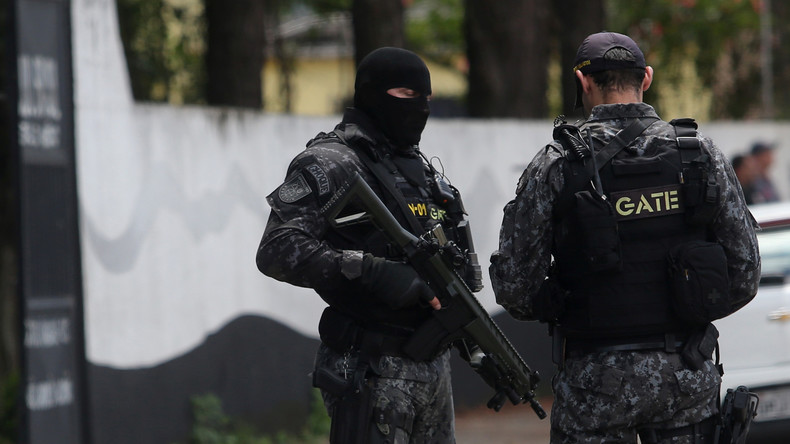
[669,118,702,164]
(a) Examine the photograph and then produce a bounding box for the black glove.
[359,254,435,309]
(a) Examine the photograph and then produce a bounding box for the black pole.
[10,0,89,442]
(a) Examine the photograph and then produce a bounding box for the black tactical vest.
[554,119,716,339]
[306,129,468,330]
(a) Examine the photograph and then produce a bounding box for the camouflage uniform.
[490,103,761,443]
[257,109,458,443]
[315,344,455,444]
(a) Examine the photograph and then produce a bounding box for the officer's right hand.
[360,254,441,310]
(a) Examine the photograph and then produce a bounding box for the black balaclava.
[354,47,432,148]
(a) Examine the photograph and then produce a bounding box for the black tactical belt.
[318,306,416,358]
[564,332,689,357]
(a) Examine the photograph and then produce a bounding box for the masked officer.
[490,32,760,444]
[257,47,481,444]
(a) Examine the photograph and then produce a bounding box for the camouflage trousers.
[551,350,721,444]
[314,343,455,444]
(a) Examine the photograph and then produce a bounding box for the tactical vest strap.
[669,118,720,225]
[670,118,701,166]
[332,129,426,236]
[593,116,659,170]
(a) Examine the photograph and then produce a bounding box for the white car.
[716,201,790,442]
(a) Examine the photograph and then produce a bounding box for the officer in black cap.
[257,47,481,443]
[490,32,761,443]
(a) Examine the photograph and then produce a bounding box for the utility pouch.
[668,241,730,324]
[327,378,375,444]
[318,307,359,353]
[680,324,720,371]
[574,190,621,272]
[312,367,351,397]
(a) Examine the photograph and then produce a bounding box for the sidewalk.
[455,397,552,444]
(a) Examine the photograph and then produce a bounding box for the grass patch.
[189,389,329,444]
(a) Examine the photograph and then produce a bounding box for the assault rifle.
[321,172,546,418]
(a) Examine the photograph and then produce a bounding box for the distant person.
[490,31,761,444]
[732,154,758,204]
[750,141,780,203]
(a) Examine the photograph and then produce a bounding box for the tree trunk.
[554,0,604,118]
[770,0,790,119]
[352,0,405,67]
[205,0,267,108]
[464,0,552,118]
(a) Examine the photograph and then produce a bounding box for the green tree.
[405,0,464,70]
[606,0,762,120]
[117,0,206,104]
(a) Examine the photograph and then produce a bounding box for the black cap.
[573,32,646,74]
[751,141,776,155]
[573,32,646,108]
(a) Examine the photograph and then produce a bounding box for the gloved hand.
[360,254,439,310]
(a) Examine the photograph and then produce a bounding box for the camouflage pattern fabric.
[490,103,761,443]
[315,344,456,444]
[552,350,721,444]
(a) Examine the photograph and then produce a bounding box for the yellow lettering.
[668,190,679,209]
[430,207,447,220]
[636,195,655,214]
[616,197,634,216]
[650,192,664,211]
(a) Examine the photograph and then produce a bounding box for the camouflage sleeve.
[701,136,761,311]
[489,144,565,320]
[255,157,350,292]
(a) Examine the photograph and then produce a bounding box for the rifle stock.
[321,172,546,418]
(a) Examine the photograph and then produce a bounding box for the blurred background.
[112,0,787,121]
[1,0,788,443]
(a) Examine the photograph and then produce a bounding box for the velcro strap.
[677,136,700,150]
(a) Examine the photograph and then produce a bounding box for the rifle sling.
[353,146,426,236]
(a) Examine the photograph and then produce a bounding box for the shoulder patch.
[278,174,312,203]
[305,163,330,196]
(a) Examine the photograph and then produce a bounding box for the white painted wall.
[72,0,790,369]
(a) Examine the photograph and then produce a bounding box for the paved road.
[455,397,552,444]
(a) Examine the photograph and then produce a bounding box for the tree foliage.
[111,0,785,118]
[606,0,763,119]
[117,0,206,104]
